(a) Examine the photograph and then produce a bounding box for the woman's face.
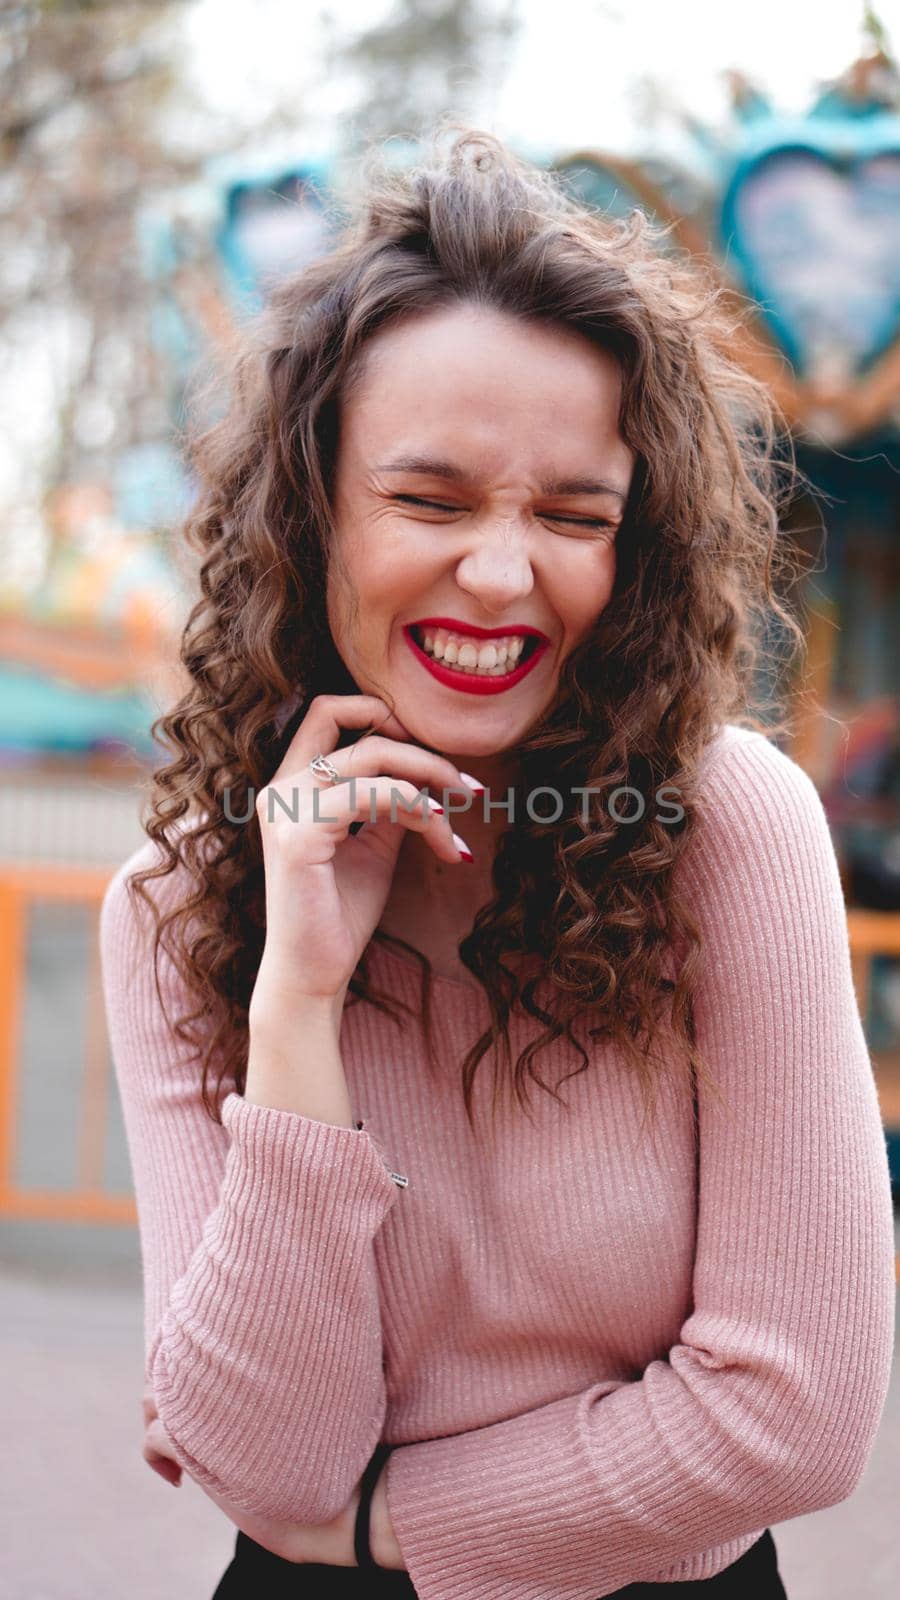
[326,302,634,762]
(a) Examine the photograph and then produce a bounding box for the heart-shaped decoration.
[720,115,900,380]
[555,152,709,257]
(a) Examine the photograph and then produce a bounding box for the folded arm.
[382,735,896,1600]
[101,841,400,1524]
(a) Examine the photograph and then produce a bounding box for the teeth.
[414,627,533,676]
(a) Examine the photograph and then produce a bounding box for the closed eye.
[392,495,616,535]
[545,515,617,532]
[393,494,461,513]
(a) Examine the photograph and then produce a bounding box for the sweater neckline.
[366,935,481,992]
[366,936,548,996]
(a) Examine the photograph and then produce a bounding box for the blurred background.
[1,1,899,1595]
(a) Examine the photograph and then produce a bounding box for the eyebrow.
[375,454,629,505]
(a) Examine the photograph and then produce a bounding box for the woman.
[100,129,895,1599]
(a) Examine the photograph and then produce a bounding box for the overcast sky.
[182,0,899,161]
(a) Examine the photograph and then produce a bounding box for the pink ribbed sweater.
[100,723,896,1600]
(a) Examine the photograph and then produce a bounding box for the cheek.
[324,561,370,667]
[325,557,395,667]
[553,543,617,638]
[324,574,347,650]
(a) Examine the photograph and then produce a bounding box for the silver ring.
[308,751,341,785]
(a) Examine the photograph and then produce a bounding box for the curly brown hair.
[125,125,804,1143]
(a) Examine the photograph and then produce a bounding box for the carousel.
[2,45,898,1248]
[554,36,900,1184]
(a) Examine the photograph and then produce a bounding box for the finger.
[144,1446,182,1487]
[353,784,474,865]
[273,695,412,782]
[276,775,469,864]
[263,741,479,865]
[145,1416,178,1458]
[143,1415,183,1485]
[303,735,478,811]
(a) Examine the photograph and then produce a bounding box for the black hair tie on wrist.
[354,1440,393,1572]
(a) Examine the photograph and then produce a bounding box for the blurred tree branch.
[0,1,208,508]
[0,0,317,571]
[324,0,520,144]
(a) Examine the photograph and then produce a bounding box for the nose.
[453,517,535,616]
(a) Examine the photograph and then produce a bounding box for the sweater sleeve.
[99,838,401,1524]
[383,731,897,1600]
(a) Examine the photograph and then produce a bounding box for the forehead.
[341,303,633,483]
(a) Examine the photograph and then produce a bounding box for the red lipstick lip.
[402,624,549,696]
[407,617,550,642]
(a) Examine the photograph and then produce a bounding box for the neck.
[381,749,520,950]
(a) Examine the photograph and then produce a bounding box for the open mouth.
[407,623,542,677]
[403,622,550,697]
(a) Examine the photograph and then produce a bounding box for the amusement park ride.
[3,51,898,764]
[1,40,899,1243]
[558,45,900,1181]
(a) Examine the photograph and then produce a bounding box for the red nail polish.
[457,770,486,794]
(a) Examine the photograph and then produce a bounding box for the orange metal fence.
[0,863,136,1225]
[0,866,898,1282]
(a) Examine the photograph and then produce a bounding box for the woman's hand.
[141,1393,404,1568]
[369,1456,406,1569]
[198,1470,362,1567]
[142,1386,182,1487]
[250,693,479,1012]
